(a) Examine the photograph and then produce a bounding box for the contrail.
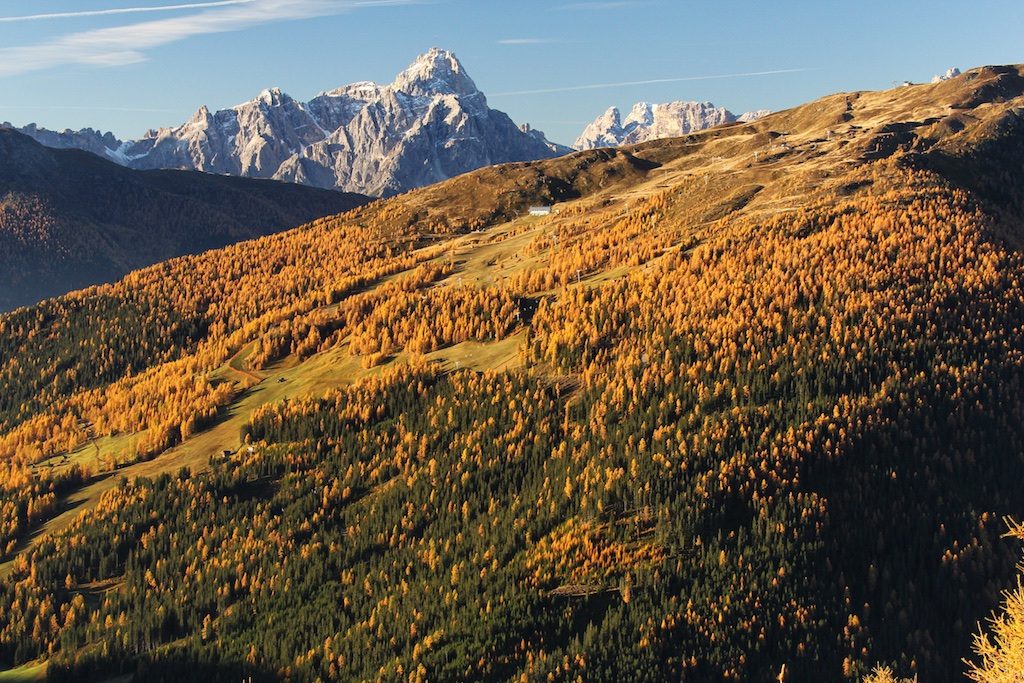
[497,38,557,45]
[491,68,815,97]
[0,1,256,23]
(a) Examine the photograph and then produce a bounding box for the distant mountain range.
[5,49,570,197]
[6,49,774,192]
[574,101,769,150]
[0,129,369,311]
[933,66,962,83]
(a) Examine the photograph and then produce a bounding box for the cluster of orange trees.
[348,285,519,358]
[0,461,84,556]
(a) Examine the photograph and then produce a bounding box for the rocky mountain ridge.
[574,100,769,150]
[5,48,570,197]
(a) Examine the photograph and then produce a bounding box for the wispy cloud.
[0,1,255,23]
[0,0,422,78]
[490,68,815,97]
[497,38,559,45]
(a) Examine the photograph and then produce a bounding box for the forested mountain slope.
[2,65,1024,682]
[0,130,370,311]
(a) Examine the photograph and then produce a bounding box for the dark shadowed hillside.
[0,129,371,311]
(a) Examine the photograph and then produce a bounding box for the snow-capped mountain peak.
[320,81,384,100]
[624,102,656,127]
[596,106,622,125]
[392,47,479,98]
[737,109,771,123]
[188,105,212,124]
[575,99,769,150]
[256,87,290,106]
[573,107,625,150]
[932,67,961,83]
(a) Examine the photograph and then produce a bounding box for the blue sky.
[1,0,1021,146]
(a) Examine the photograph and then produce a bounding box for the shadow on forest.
[46,655,280,683]
[0,471,117,573]
[917,106,1024,248]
